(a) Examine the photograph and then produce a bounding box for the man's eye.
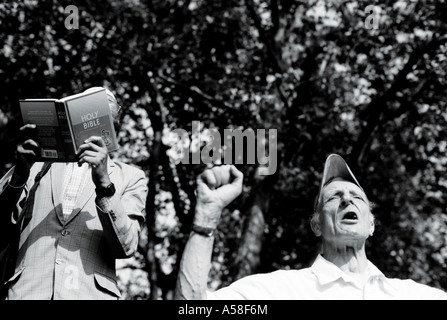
[327,196,339,202]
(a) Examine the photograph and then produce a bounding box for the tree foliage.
[1,0,446,299]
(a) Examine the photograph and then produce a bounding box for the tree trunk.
[229,196,266,282]
[228,164,279,282]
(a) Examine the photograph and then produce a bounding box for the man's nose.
[340,192,353,206]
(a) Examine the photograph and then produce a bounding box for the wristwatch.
[192,224,215,237]
[96,182,116,198]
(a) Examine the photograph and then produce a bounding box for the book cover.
[60,88,119,154]
[19,88,118,162]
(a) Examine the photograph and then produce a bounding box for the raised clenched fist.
[193,165,244,229]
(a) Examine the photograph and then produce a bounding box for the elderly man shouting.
[175,155,447,300]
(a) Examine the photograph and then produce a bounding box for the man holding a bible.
[0,87,147,300]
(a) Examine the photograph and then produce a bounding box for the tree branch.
[156,71,240,117]
[349,34,447,169]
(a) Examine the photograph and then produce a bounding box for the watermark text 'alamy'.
[172,121,277,176]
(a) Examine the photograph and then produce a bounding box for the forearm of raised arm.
[175,230,215,300]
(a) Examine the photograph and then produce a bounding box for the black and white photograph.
[0,0,446,309]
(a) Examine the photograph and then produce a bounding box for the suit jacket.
[0,159,147,300]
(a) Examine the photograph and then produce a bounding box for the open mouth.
[341,211,358,221]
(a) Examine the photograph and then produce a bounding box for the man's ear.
[369,212,375,237]
[310,216,322,237]
[369,220,375,237]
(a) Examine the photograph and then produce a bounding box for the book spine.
[104,112,119,152]
[62,100,84,153]
[55,101,77,161]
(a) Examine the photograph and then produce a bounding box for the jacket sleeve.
[0,164,44,249]
[0,166,34,227]
[96,165,148,258]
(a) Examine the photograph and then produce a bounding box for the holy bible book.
[19,87,118,162]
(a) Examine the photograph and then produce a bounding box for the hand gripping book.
[19,87,118,162]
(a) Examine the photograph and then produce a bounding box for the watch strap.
[191,224,215,237]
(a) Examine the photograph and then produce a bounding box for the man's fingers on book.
[77,141,102,155]
[77,149,106,161]
[17,146,38,158]
[77,150,99,162]
[78,156,100,168]
[20,139,40,151]
[84,136,105,147]
[23,138,39,146]
[20,124,36,131]
[76,144,88,155]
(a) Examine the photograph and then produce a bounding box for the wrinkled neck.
[321,240,369,274]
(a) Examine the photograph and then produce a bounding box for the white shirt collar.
[311,254,386,287]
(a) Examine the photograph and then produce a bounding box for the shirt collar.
[311,254,386,286]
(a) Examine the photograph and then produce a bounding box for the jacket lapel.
[64,158,116,225]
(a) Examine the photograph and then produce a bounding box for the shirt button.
[55,259,63,264]
[62,230,70,236]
